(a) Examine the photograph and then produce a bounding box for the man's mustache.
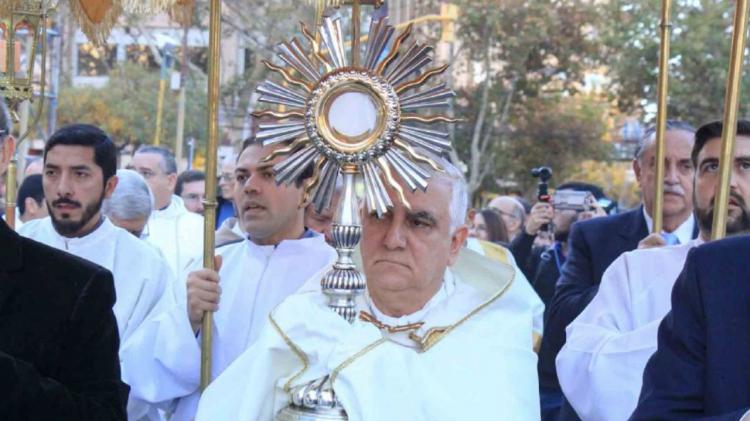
[664,184,686,196]
[51,198,82,208]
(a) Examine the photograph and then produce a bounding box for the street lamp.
[0,0,49,229]
[0,1,47,116]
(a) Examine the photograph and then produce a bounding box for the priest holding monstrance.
[194,3,543,419]
[196,156,543,420]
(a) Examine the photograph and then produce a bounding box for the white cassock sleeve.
[118,254,174,344]
[556,253,661,421]
[120,261,202,408]
[194,317,296,421]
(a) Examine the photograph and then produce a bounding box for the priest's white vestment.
[145,195,204,276]
[194,247,544,421]
[18,216,173,342]
[120,231,337,421]
[556,238,702,421]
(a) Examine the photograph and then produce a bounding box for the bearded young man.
[556,120,750,421]
[120,137,337,421]
[19,125,173,345]
[0,113,127,418]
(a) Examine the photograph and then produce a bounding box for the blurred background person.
[488,195,526,240]
[103,169,154,239]
[304,176,342,245]
[469,208,509,244]
[24,156,43,176]
[16,174,47,229]
[175,169,206,215]
[128,145,204,276]
[217,154,237,227]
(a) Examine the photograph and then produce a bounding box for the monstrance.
[252,0,457,418]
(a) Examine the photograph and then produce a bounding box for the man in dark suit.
[0,103,127,419]
[544,120,699,420]
[630,235,750,420]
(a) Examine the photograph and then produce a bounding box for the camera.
[553,190,594,212]
[531,166,552,183]
[531,167,553,202]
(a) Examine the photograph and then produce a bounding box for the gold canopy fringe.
[68,0,123,46]
[168,0,194,27]
[122,0,177,14]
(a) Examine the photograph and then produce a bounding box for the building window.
[77,43,116,76]
[126,44,159,69]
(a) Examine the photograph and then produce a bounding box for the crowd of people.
[2,88,750,421]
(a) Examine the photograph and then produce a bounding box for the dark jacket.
[631,236,750,420]
[0,220,127,420]
[544,207,697,420]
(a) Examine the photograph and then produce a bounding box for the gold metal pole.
[200,0,221,391]
[5,11,48,230]
[153,78,167,145]
[4,158,16,228]
[651,0,673,234]
[711,0,750,240]
[351,0,360,67]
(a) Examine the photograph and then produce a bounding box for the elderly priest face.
[361,169,467,318]
[194,157,544,421]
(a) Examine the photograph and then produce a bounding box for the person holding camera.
[547,120,698,421]
[508,182,608,420]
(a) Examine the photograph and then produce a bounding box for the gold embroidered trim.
[359,311,424,333]
[269,313,310,392]
[409,267,516,352]
[330,337,387,386]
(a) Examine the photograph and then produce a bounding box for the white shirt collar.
[642,206,695,245]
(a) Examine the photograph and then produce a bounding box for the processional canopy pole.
[255,0,457,419]
[651,0,673,235]
[0,0,180,230]
[711,0,750,240]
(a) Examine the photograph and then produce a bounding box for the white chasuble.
[18,216,173,343]
[120,232,336,421]
[145,195,204,276]
[195,247,544,421]
[556,239,701,421]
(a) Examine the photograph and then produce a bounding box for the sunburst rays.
[252,15,456,217]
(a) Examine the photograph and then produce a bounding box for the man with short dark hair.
[129,145,204,275]
[17,173,47,227]
[121,136,336,421]
[20,124,173,346]
[175,170,206,215]
[0,106,127,419]
[628,120,750,420]
[559,120,750,420]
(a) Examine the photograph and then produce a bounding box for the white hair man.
[556,120,750,420]
[128,145,204,275]
[488,195,526,240]
[103,169,154,238]
[195,156,544,420]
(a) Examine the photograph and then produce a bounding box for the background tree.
[449,0,607,197]
[57,63,208,148]
[599,0,750,125]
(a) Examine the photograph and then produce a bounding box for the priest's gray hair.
[417,152,468,233]
[103,169,155,221]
